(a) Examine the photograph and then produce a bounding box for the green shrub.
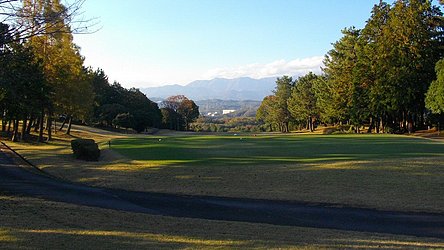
[71,139,100,161]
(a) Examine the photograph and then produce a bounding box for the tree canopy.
[257,0,444,133]
[0,1,162,141]
[426,59,444,114]
[161,95,199,131]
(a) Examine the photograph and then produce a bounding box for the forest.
[2,0,444,141]
[257,0,444,133]
[0,0,199,142]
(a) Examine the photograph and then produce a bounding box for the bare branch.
[0,0,98,43]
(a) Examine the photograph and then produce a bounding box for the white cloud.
[202,56,324,80]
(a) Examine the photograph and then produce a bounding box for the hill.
[140,77,276,101]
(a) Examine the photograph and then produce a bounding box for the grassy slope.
[1,195,443,249]
[6,129,444,213]
[2,127,444,248]
[109,134,444,213]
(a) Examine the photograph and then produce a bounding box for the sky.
[72,0,422,88]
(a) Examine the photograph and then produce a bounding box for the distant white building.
[223,110,236,115]
[206,112,219,117]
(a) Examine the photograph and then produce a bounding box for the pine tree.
[273,76,292,132]
[288,72,320,132]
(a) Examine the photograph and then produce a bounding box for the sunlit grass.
[107,133,444,213]
[4,127,444,213]
[21,229,248,246]
[1,195,443,249]
[0,229,18,243]
[112,134,444,167]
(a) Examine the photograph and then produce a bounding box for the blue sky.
[73,0,437,88]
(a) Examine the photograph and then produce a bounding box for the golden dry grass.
[2,126,444,248]
[0,195,443,249]
[4,126,444,214]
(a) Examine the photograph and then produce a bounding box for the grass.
[5,129,444,213]
[106,133,444,213]
[0,195,443,249]
[2,127,444,247]
[112,134,444,166]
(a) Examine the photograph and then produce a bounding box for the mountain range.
[140,77,277,101]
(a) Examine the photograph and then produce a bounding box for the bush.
[71,139,100,161]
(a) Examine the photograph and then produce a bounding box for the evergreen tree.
[426,58,444,114]
[0,34,47,141]
[288,72,320,132]
[256,95,278,132]
[360,0,444,132]
[273,76,292,132]
[321,28,360,124]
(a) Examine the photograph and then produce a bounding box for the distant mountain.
[140,77,276,101]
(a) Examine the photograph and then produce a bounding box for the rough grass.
[2,126,444,248]
[108,134,444,213]
[0,195,443,249]
[5,128,444,213]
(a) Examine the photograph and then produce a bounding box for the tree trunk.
[402,111,406,131]
[46,110,53,142]
[375,117,380,134]
[309,117,314,132]
[12,120,19,142]
[26,116,34,135]
[367,117,373,133]
[1,119,5,132]
[53,118,57,134]
[407,120,413,134]
[380,117,384,134]
[59,115,68,131]
[46,118,52,142]
[7,120,12,133]
[66,115,73,135]
[20,118,27,141]
[38,109,45,143]
[34,116,40,132]
[284,122,289,133]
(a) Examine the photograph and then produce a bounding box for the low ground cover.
[108,134,444,213]
[0,195,442,249]
[2,126,444,248]
[6,127,443,213]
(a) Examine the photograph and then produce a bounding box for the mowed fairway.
[111,134,444,213]
[3,130,444,248]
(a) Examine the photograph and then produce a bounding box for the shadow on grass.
[11,134,444,213]
[1,195,443,249]
[2,227,443,249]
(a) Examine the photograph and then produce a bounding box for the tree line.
[258,0,444,133]
[0,0,199,142]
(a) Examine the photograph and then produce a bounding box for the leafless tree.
[0,0,98,43]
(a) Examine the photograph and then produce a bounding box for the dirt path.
[0,145,443,239]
